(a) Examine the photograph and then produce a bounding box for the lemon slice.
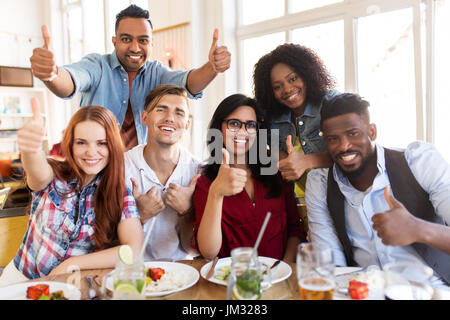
[231,286,259,300]
[115,282,139,294]
[118,245,133,265]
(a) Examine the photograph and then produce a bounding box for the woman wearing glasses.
[192,94,305,261]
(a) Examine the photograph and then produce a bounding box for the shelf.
[0,85,49,154]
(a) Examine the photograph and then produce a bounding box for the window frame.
[235,0,430,143]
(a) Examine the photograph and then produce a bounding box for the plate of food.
[104,261,199,297]
[0,281,81,300]
[334,266,385,300]
[200,256,292,286]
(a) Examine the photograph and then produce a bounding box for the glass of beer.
[296,242,335,300]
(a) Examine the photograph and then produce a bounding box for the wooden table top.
[30,259,301,300]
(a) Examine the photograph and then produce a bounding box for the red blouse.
[193,174,305,259]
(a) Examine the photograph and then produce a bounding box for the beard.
[336,150,377,181]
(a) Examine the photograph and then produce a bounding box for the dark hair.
[320,93,371,129]
[253,43,335,122]
[202,94,282,198]
[115,4,153,32]
[144,84,189,113]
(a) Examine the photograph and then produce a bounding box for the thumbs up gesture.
[30,25,58,82]
[17,98,46,153]
[210,148,247,197]
[208,28,231,73]
[131,177,166,225]
[166,174,201,215]
[371,186,419,246]
[278,135,309,182]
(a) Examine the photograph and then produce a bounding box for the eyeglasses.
[222,119,258,134]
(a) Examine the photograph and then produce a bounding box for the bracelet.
[44,66,58,82]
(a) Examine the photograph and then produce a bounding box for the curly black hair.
[253,43,335,122]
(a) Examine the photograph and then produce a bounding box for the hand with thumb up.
[17,98,46,154]
[210,148,247,197]
[166,174,201,215]
[278,135,310,182]
[30,25,58,82]
[208,28,231,74]
[371,186,420,246]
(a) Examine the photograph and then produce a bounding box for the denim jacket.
[270,90,339,155]
[63,52,201,145]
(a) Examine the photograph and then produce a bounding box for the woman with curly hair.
[253,43,339,198]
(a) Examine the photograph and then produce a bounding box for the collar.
[66,174,102,190]
[137,145,186,187]
[272,99,320,124]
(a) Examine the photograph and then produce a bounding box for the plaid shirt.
[14,175,140,279]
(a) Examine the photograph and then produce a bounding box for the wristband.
[44,67,58,82]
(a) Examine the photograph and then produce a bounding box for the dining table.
[21,259,450,301]
[27,259,301,300]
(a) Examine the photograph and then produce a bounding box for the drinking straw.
[139,217,157,261]
[252,211,271,256]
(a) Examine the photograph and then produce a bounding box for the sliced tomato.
[348,280,369,300]
[149,267,165,281]
[27,284,50,300]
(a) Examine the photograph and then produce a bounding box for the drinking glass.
[296,242,335,300]
[228,247,272,300]
[102,258,146,300]
[383,261,434,300]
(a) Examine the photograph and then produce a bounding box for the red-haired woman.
[0,100,143,286]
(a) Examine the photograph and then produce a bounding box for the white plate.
[0,281,81,300]
[200,256,292,286]
[334,267,387,300]
[105,261,199,297]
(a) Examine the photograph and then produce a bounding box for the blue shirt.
[305,142,450,287]
[63,52,202,145]
[270,90,339,154]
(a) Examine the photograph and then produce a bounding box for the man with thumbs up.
[305,93,450,286]
[29,4,231,151]
[124,85,202,261]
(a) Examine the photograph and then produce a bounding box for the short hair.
[144,84,189,114]
[320,93,371,129]
[115,4,153,32]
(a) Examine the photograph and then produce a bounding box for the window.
[291,20,344,92]
[241,32,285,95]
[66,5,83,63]
[236,0,450,158]
[61,0,149,60]
[434,0,450,162]
[356,8,417,148]
[288,0,343,13]
[240,0,284,25]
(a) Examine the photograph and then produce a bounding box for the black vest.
[326,148,450,284]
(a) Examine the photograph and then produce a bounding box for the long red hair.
[48,106,125,250]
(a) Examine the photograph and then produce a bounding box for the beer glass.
[296,242,335,300]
